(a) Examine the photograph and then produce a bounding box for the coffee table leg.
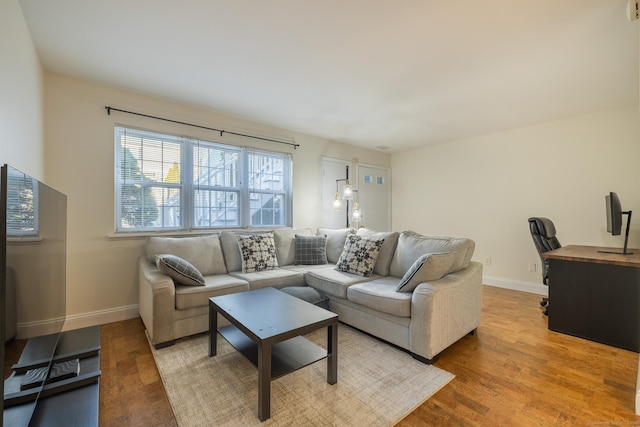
[258,342,272,421]
[209,300,217,357]
[327,322,338,384]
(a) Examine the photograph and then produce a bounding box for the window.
[114,127,292,232]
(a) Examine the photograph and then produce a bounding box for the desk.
[542,245,640,352]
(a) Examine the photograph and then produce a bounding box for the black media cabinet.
[3,326,101,426]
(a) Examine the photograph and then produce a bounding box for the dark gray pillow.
[156,254,205,286]
[396,252,456,292]
[295,234,328,265]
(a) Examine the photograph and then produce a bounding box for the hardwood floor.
[97,285,640,426]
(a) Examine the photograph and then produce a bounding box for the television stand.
[3,326,101,427]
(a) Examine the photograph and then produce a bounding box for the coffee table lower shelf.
[218,325,327,379]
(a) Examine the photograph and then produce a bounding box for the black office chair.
[528,217,561,315]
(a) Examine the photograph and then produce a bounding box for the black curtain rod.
[104,106,299,149]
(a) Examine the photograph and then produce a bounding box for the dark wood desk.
[543,245,640,352]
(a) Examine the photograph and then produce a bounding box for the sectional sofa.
[138,227,482,363]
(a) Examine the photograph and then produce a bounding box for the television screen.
[1,165,67,425]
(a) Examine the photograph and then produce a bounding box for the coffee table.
[209,287,338,421]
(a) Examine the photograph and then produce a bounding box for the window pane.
[249,192,284,226]
[116,128,182,231]
[193,189,239,227]
[193,143,239,187]
[248,152,284,191]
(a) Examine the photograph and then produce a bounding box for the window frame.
[114,126,293,233]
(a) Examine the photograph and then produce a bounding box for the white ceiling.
[19,0,639,152]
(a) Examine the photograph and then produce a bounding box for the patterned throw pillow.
[335,235,385,277]
[237,233,279,273]
[396,252,457,292]
[295,234,328,265]
[156,254,205,286]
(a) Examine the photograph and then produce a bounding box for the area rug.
[150,325,454,426]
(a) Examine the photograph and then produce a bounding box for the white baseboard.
[483,275,548,296]
[16,305,140,339]
[63,304,140,331]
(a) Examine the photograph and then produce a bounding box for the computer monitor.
[599,191,633,255]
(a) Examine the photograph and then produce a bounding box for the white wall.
[0,0,44,178]
[43,73,390,328]
[391,105,640,294]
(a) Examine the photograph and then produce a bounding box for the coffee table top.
[210,287,337,343]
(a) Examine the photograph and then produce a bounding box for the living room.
[3,0,640,425]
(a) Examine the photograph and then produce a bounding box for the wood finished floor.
[98,285,640,426]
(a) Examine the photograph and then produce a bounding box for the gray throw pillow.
[237,232,279,273]
[396,252,457,292]
[335,235,384,277]
[156,254,205,286]
[295,234,328,265]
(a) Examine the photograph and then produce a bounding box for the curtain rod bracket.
[104,105,299,149]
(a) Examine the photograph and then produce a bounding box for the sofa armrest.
[409,261,483,360]
[138,256,177,346]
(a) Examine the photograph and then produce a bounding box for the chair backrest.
[528,217,561,284]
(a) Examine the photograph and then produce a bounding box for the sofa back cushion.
[146,235,227,276]
[356,228,399,276]
[317,227,356,263]
[389,231,475,278]
[273,228,313,266]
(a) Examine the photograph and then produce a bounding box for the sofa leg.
[411,353,439,365]
[154,340,176,350]
[468,328,477,336]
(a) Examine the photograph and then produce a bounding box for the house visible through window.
[114,127,292,232]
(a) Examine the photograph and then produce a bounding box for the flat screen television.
[599,191,633,255]
[1,164,67,426]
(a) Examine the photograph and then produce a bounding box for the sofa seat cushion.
[229,268,305,290]
[305,267,380,298]
[347,278,412,317]
[282,264,337,274]
[175,275,249,310]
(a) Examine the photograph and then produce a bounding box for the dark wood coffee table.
[208,287,338,421]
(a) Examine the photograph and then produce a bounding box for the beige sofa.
[138,227,482,363]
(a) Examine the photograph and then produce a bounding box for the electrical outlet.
[485,257,492,266]
[529,262,536,272]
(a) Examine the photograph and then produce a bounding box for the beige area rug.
[150,325,454,426]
